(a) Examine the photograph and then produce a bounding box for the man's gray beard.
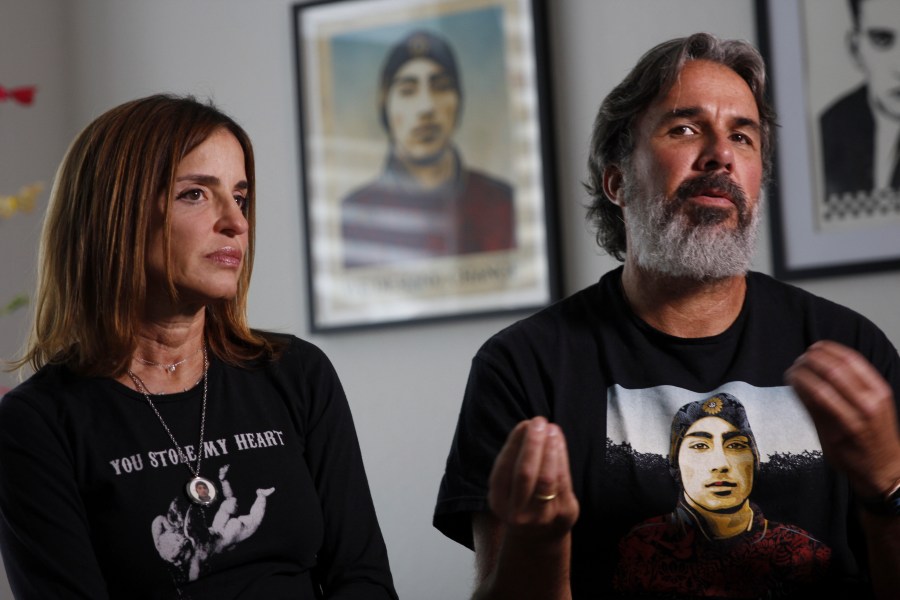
[623,180,760,281]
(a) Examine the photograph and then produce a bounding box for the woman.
[0,94,397,599]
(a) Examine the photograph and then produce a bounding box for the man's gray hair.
[583,32,777,261]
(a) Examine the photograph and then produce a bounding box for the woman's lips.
[207,247,242,267]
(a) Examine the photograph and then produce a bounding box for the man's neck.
[683,496,754,540]
[871,105,900,190]
[395,148,456,190]
[621,261,748,338]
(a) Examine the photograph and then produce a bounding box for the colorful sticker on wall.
[0,294,28,317]
[0,85,37,105]
[0,182,43,219]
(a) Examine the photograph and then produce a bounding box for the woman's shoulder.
[0,363,104,429]
[2,363,79,400]
[243,331,337,381]
[252,330,327,362]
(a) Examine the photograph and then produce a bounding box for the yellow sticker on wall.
[0,182,43,219]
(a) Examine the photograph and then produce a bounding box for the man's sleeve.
[433,340,546,549]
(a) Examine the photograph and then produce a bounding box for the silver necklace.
[127,345,216,506]
[134,346,201,374]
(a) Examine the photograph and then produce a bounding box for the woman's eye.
[234,195,248,211]
[176,188,204,202]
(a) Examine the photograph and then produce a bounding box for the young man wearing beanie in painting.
[340,30,515,268]
[613,393,831,597]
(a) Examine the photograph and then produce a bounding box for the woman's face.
[678,416,755,512]
[146,128,249,310]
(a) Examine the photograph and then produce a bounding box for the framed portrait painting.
[293,0,559,331]
[757,0,900,280]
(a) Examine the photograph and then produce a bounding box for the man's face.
[616,59,764,280]
[196,483,209,499]
[386,57,459,164]
[853,0,900,119]
[678,416,755,512]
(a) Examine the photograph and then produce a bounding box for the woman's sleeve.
[298,347,398,600]
[0,389,110,599]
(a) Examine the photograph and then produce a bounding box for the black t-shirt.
[434,267,900,599]
[0,335,397,600]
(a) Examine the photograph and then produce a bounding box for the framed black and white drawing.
[757,0,900,280]
[293,0,559,331]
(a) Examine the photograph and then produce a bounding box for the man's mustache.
[669,173,750,223]
[666,173,751,227]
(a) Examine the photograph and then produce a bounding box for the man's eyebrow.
[392,74,419,86]
[722,430,749,442]
[733,116,761,133]
[429,71,453,82]
[656,106,761,133]
[665,106,703,120]
[685,431,713,440]
[176,174,248,190]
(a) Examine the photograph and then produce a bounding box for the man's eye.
[430,75,455,93]
[671,125,696,136]
[867,29,896,50]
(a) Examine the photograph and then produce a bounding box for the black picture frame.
[292,0,559,331]
[757,0,900,280]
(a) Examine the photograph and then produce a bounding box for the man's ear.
[603,165,625,207]
[847,29,863,70]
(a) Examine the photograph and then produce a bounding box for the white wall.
[0,0,73,395]
[1,1,898,599]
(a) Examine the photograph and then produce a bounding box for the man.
[194,480,213,505]
[341,30,515,268]
[614,393,830,597]
[819,0,900,205]
[434,32,900,599]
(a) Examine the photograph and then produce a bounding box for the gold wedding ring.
[534,492,558,502]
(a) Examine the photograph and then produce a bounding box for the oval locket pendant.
[186,476,217,506]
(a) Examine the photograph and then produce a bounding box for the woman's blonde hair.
[16,94,279,377]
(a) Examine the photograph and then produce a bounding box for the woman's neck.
[118,312,207,394]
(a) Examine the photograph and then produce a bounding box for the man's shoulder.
[820,84,870,126]
[747,270,891,341]
[748,271,859,314]
[480,271,621,353]
[462,168,513,201]
[341,178,393,208]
